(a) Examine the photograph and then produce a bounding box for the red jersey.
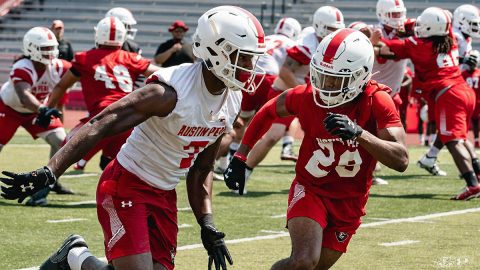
[284,81,402,198]
[72,48,150,115]
[462,68,480,104]
[384,36,464,97]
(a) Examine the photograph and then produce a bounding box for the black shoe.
[40,234,88,270]
[25,187,50,206]
[51,182,75,195]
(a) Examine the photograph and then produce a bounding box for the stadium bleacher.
[0,0,477,84]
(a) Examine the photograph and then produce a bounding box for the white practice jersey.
[273,27,315,91]
[0,58,69,113]
[371,24,407,95]
[257,34,295,76]
[117,63,242,190]
[453,27,472,71]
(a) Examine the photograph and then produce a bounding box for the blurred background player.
[0,26,73,205]
[462,50,480,147]
[376,7,480,200]
[105,7,141,54]
[46,17,158,176]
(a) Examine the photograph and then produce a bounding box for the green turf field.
[1,129,479,270]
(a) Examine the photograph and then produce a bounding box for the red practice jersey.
[284,81,402,198]
[72,48,150,115]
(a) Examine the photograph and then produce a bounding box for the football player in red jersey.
[47,16,159,171]
[377,7,480,200]
[462,50,480,147]
[1,6,266,270]
[224,28,408,269]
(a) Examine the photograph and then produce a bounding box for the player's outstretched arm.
[187,136,233,270]
[1,82,177,202]
[47,70,79,109]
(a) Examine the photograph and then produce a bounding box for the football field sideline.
[17,207,480,270]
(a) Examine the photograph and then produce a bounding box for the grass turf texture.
[0,129,479,269]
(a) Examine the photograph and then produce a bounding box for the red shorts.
[0,99,64,145]
[436,85,475,143]
[97,159,178,269]
[67,116,131,159]
[286,179,367,253]
[391,92,402,113]
[426,95,436,124]
[241,74,277,113]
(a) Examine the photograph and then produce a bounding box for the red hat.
[168,20,189,32]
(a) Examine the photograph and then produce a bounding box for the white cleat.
[372,177,389,185]
[417,155,447,176]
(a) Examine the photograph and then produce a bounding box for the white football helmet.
[274,17,302,41]
[310,28,374,108]
[23,27,59,65]
[414,7,451,38]
[105,7,137,40]
[376,0,407,30]
[192,6,267,92]
[313,6,345,39]
[453,4,480,38]
[348,21,369,31]
[95,16,127,47]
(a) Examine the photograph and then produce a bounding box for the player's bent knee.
[289,253,319,270]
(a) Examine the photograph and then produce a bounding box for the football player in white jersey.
[0,6,266,270]
[217,17,302,191]
[0,26,73,203]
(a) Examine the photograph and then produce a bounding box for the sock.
[282,136,294,146]
[229,142,239,158]
[426,146,440,158]
[68,247,93,270]
[217,156,229,171]
[77,159,86,167]
[245,166,253,181]
[429,134,437,143]
[472,158,480,175]
[462,171,479,187]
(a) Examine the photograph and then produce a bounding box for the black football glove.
[223,155,248,195]
[199,214,233,270]
[464,50,479,71]
[35,106,62,129]
[324,113,363,141]
[0,167,56,203]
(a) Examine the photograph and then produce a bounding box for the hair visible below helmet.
[95,16,127,47]
[192,6,267,92]
[274,17,302,40]
[313,6,345,39]
[310,28,374,108]
[23,27,59,65]
[376,0,407,30]
[453,4,480,38]
[414,7,451,38]
[105,7,137,40]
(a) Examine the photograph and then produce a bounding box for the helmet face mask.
[192,6,267,92]
[376,0,407,30]
[310,28,373,108]
[23,27,59,65]
[453,4,480,38]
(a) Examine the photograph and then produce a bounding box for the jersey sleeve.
[10,67,33,86]
[371,90,403,129]
[286,45,312,65]
[71,51,87,76]
[284,84,308,115]
[56,59,72,77]
[128,53,151,74]
[382,38,411,60]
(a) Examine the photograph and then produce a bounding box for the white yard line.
[379,240,420,247]
[178,224,193,228]
[178,207,192,211]
[61,173,99,179]
[19,207,480,270]
[66,200,96,206]
[46,218,87,223]
[270,214,286,218]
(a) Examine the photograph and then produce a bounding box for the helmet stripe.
[323,28,355,64]
[394,0,400,7]
[234,6,265,48]
[278,18,286,30]
[334,8,342,22]
[441,9,451,32]
[109,16,116,42]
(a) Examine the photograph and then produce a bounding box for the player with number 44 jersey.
[224,28,408,269]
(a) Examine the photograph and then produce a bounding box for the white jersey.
[117,63,242,190]
[453,27,472,71]
[257,34,295,76]
[0,58,69,113]
[273,27,315,91]
[371,24,407,95]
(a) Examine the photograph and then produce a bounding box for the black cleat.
[39,234,88,270]
[51,182,75,195]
